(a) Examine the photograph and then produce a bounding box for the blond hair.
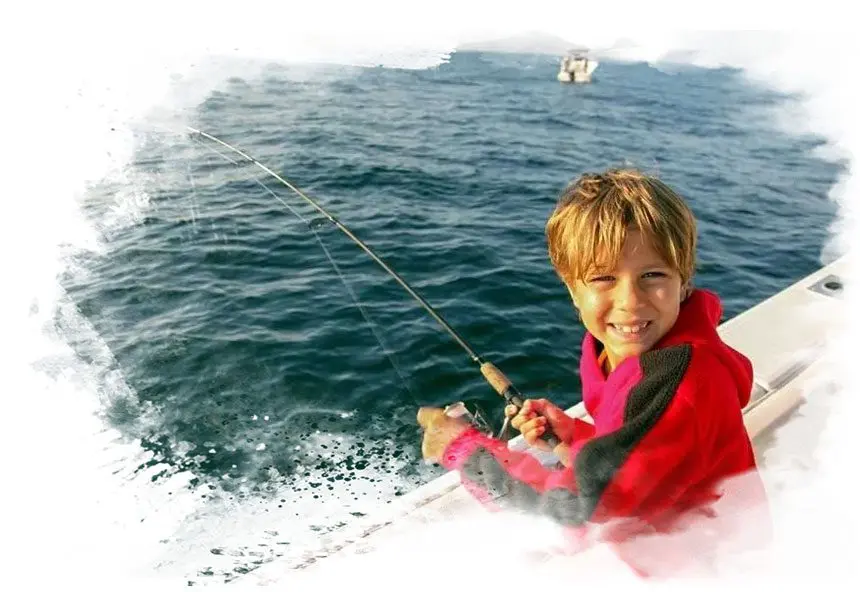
[545,168,697,286]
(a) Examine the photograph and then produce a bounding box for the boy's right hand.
[505,399,577,464]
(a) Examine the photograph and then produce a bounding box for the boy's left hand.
[416,407,470,463]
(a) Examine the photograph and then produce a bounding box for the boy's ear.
[681,283,693,301]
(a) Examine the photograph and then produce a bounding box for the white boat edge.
[244,254,849,582]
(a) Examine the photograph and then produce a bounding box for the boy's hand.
[505,398,576,466]
[416,407,470,464]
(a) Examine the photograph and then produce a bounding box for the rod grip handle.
[480,361,512,395]
[479,362,561,449]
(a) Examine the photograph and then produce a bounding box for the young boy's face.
[567,228,685,370]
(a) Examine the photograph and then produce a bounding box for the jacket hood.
[656,289,754,407]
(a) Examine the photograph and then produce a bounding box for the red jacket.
[440,289,769,575]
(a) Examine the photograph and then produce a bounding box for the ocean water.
[55,50,842,583]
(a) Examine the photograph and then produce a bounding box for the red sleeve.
[570,416,596,443]
[440,426,585,524]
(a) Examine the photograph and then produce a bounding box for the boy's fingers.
[523,426,545,445]
[528,399,565,424]
[529,398,550,414]
[504,404,518,418]
[511,409,536,430]
[520,417,545,436]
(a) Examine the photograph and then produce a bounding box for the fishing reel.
[443,397,544,444]
[442,400,518,441]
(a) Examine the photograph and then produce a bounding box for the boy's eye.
[588,275,614,283]
[643,271,666,278]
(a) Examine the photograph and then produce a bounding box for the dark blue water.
[61,51,841,580]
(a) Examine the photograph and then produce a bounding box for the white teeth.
[613,322,649,334]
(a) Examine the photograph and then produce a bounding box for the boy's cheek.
[581,309,597,326]
[576,310,597,330]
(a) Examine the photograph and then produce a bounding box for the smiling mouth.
[609,321,652,337]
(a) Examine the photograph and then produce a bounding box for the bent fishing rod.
[185,126,560,450]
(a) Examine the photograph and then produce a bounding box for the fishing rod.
[185,126,560,450]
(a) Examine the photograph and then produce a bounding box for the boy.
[417,169,768,577]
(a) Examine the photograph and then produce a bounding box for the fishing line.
[187,133,420,404]
[185,126,560,448]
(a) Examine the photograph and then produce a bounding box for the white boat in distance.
[558,51,598,83]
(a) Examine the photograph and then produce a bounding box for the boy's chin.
[606,341,653,361]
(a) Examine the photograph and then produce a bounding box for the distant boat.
[557,50,598,83]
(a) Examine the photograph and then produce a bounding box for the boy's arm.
[434,404,600,524]
[440,427,589,525]
[442,345,737,528]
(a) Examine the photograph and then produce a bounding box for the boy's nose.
[614,279,645,310]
